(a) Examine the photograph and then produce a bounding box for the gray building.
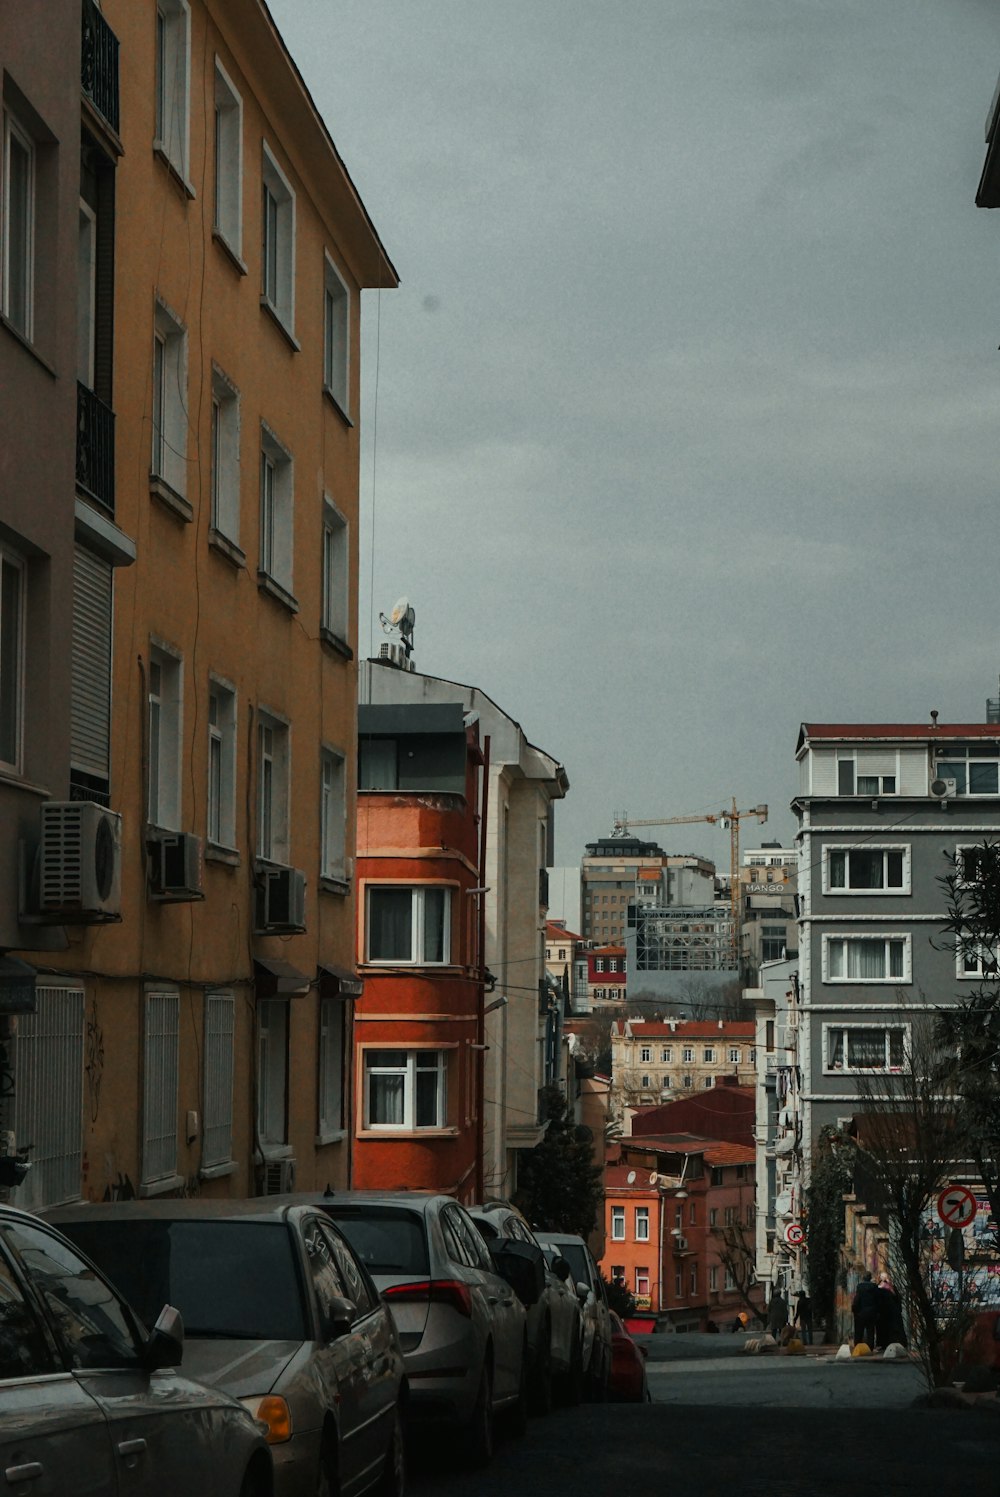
[794,718,1000,1168]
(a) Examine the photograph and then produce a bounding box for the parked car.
[608,1312,651,1403]
[47,1199,406,1497]
[536,1232,613,1400]
[311,1192,527,1465]
[467,1201,583,1411]
[0,1203,273,1496]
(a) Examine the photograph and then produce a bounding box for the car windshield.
[56,1220,307,1341]
[547,1242,590,1287]
[325,1207,429,1275]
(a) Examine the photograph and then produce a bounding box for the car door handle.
[118,1438,148,1459]
[4,1463,43,1482]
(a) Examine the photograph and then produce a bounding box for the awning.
[318,963,364,1000]
[253,958,311,999]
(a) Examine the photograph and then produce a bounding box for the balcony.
[81,0,120,134]
[76,383,115,513]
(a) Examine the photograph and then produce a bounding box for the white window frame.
[320,747,347,881]
[151,298,188,498]
[0,546,26,772]
[2,110,34,339]
[323,253,349,413]
[207,675,237,850]
[703,1077,714,1088]
[933,749,1000,798]
[321,497,349,643]
[709,1265,718,1293]
[259,423,293,595]
[595,958,605,973]
[703,1047,715,1062]
[956,940,999,980]
[142,989,180,1186]
[955,844,999,887]
[610,1206,625,1241]
[728,1047,740,1063]
[13,985,84,1209]
[822,933,911,984]
[836,753,898,797]
[256,710,290,864]
[362,1047,448,1131]
[365,884,453,966]
[257,997,288,1150]
[634,1207,649,1242]
[77,200,96,385]
[148,642,182,831]
[639,1045,651,1062]
[154,0,191,180]
[661,1047,672,1062]
[823,843,910,895]
[823,1022,908,1074]
[210,367,240,545]
[261,142,295,334]
[640,1074,650,1088]
[213,58,242,255]
[318,997,345,1140]
[202,991,235,1171]
[682,1046,694,1062]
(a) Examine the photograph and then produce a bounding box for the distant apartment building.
[610,1018,756,1117]
[744,956,803,1292]
[545,918,583,1006]
[740,843,798,984]
[6,0,396,1209]
[581,836,668,945]
[586,944,627,1009]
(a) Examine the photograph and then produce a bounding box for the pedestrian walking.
[766,1288,789,1338]
[875,1275,907,1349]
[793,1288,813,1345]
[851,1271,878,1348]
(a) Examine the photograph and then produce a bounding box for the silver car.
[316,1193,526,1466]
[467,1202,584,1411]
[537,1233,613,1400]
[48,1199,406,1497]
[0,1204,272,1496]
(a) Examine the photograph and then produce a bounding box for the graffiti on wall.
[85,1000,105,1123]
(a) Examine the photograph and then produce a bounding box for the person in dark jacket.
[852,1271,878,1347]
[793,1288,813,1345]
[875,1275,907,1348]
[767,1289,789,1337]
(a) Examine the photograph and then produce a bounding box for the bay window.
[363,1049,447,1130]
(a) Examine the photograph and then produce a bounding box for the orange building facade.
[353,701,486,1201]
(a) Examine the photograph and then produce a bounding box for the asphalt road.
[408,1344,1000,1497]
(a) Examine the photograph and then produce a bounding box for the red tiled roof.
[614,1020,754,1038]
[545,921,582,942]
[800,722,999,741]
[702,1142,755,1167]
[591,944,626,955]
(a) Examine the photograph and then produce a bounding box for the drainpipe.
[476,736,491,1202]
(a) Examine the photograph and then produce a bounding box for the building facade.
[586,943,627,1009]
[8,0,395,1209]
[610,1018,756,1119]
[739,843,798,985]
[581,837,668,946]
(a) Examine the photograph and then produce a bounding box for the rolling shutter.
[71,544,112,781]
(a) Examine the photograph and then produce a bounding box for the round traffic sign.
[936,1184,977,1229]
[785,1223,805,1246]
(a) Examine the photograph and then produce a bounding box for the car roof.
[535,1232,587,1246]
[276,1190,451,1211]
[43,1198,309,1225]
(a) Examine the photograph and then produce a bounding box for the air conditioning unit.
[378,641,413,671]
[673,1235,689,1252]
[39,801,121,921]
[258,1157,296,1195]
[147,831,204,902]
[254,865,306,934]
[930,777,957,799]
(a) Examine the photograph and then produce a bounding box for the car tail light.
[383,1279,473,1318]
[240,1395,293,1444]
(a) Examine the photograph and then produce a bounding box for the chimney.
[718,1018,723,1029]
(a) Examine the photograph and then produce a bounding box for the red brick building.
[353,701,485,1200]
[588,943,627,1005]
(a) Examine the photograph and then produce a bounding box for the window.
[837,754,896,796]
[364,1049,447,1130]
[366,885,451,965]
[703,1047,715,1062]
[683,1074,692,1088]
[724,1265,736,1292]
[155,0,191,180]
[675,1271,683,1297]
[826,845,908,893]
[747,1204,754,1228]
[712,1169,725,1188]
[703,1076,713,1088]
[957,844,1000,885]
[689,1202,696,1226]
[213,60,242,254]
[321,499,348,644]
[13,986,84,1210]
[148,644,182,830]
[824,934,909,983]
[323,254,349,412]
[261,143,295,333]
[825,1025,906,1072]
[143,990,179,1186]
[959,941,999,979]
[635,1268,649,1298]
[257,998,288,1148]
[256,712,290,863]
[933,744,1000,796]
[151,299,188,500]
[596,959,605,973]
[724,1206,737,1226]
[661,1075,671,1090]
[639,1045,651,1062]
[320,748,347,880]
[609,958,618,972]
[207,677,236,849]
[0,547,25,770]
[709,1265,718,1292]
[661,1047,672,1062]
[640,1074,650,1088]
[728,1047,740,1063]
[634,1207,649,1242]
[683,1046,693,1062]
[318,997,345,1138]
[210,368,240,545]
[709,1208,717,1228]
[2,110,34,337]
[259,424,294,597]
[762,924,787,962]
[690,1263,697,1294]
[77,199,96,383]
[202,992,234,1171]
[610,1206,625,1241]
[4,1222,143,1369]
[70,545,112,800]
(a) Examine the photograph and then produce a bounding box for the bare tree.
[709,1218,763,1326]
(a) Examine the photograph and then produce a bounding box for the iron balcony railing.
[76,383,115,513]
[81,0,120,134]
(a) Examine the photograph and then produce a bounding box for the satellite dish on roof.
[626,1170,636,1185]
[379,596,416,658]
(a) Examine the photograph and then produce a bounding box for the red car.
[608,1312,651,1403]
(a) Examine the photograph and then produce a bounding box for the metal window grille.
[143,991,179,1183]
[13,987,84,1209]
[203,993,234,1168]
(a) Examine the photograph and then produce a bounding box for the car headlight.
[240,1395,293,1444]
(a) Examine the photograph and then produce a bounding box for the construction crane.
[611,799,769,966]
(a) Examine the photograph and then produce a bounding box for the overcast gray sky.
[271,0,1000,868]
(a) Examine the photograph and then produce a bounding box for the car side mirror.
[639,1345,648,1359]
[325,1295,356,1341]
[576,1281,590,1303]
[142,1304,184,1372]
[551,1256,572,1283]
